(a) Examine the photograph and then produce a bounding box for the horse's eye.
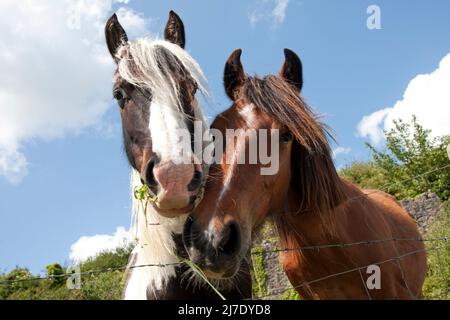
[281,132,294,143]
[113,88,127,108]
[192,83,198,95]
[113,89,124,101]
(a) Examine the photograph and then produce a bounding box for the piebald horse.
[105,12,251,300]
[183,49,427,299]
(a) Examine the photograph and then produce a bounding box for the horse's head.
[105,12,209,217]
[184,49,344,278]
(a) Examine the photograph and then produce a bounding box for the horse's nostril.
[145,159,158,192]
[218,222,240,257]
[188,170,203,192]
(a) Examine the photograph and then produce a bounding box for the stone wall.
[251,223,294,299]
[400,191,442,234]
[251,191,443,299]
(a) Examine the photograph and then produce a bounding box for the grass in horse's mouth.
[134,184,158,203]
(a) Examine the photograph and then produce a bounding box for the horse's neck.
[274,183,356,249]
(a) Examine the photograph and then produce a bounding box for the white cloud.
[272,0,289,25]
[358,53,450,145]
[0,145,28,184]
[357,108,392,145]
[69,227,133,262]
[0,0,149,184]
[249,0,290,28]
[332,146,351,159]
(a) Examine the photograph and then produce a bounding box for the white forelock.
[116,38,209,115]
[117,38,209,163]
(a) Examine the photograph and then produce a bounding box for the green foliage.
[423,203,450,300]
[3,279,78,300]
[339,161,388,190]
[251,221,301,300]
[0,246,131,300]
[79,271,124,300]
[46,263,64,285]
[365,116,450,200]
[79,245,131,273]
[0,267,36,299]
[251,252,268,298]
[280,288,301,300]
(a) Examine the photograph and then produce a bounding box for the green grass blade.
[181,259,226,300]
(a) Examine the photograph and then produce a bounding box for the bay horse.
[105,12,251,300]
[183,48,427,299]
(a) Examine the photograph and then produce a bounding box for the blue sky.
[1,0,450,274]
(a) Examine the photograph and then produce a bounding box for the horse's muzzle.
[183,216,242,278]
[144,158,204,217]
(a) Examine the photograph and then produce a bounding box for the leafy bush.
[365,116,450,200]
[46,263,65,286]
[0,268,36,299]
[339,161,388,190]
[0,246,131,300]
[423,203,450,300]
[78,245,132,273]
[79,271,124,300]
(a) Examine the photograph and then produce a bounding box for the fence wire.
[250,236,449,257]
[1,236,448,291]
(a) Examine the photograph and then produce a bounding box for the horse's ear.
[224,49,247,101]
[280,48,303,92]
[164,10,186,48]
[105,14,128,63]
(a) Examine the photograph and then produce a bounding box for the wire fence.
[0,162,449,300]
[1,236,449,299]
[1,235,449,300]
